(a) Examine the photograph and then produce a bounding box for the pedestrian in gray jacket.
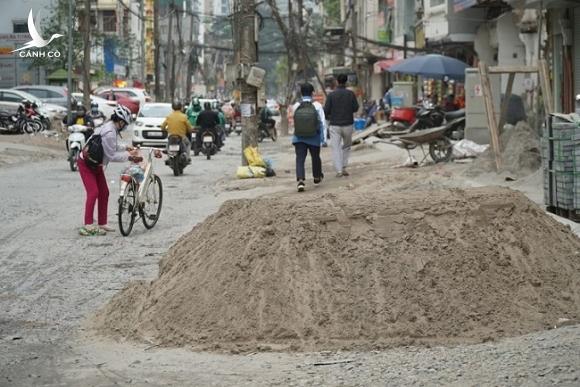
[324,74,359,177]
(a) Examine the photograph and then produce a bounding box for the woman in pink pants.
[77,105,140,236]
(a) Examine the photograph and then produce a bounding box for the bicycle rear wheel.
[118,181,137,236]
[142,175,163,229]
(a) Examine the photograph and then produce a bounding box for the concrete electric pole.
[233,0,259,164]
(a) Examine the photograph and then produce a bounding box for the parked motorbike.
[165,135,189,176]
[258,121,277,142]
[21,101,49,132]
[390,102,445,132]
[442,109,466,140]
[67,124,91,171]
[0,105,42,134]
[200,130,217,160]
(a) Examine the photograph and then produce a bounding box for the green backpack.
[293,101,319,137]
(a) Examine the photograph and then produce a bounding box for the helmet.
[113,105,132,126]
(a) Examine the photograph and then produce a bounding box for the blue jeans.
[294,142,322,181]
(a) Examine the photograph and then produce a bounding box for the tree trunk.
[82,0,91,107]
[186,12,195,102]
[154,0,161,100]
[234,0,258,165]
[166,6,174,101]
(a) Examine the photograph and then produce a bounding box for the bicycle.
[117,147,163,236]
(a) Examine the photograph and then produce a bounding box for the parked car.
[266,99,280,116]
[132,103,173,147]
[71,93,116,119]
[0,89,67,121]
[94,87,151,115]
[12,85,72,108]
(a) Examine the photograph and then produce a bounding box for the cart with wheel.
[374,125,453,164]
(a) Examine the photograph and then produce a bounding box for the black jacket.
[196,110,220,129]
[324,86,359,126]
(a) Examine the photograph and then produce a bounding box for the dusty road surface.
[0,132,579,386]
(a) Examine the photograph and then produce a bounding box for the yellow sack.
[243,146,267,167]
[236,166,266,179]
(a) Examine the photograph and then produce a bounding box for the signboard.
[240,103,254,117]
[454,0,477,12]
[474,84,483,97]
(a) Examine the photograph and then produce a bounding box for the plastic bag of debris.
[453,139,489,159]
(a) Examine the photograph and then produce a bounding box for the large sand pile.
[92,187,580,352]
[466,121,541,177]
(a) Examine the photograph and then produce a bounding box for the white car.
[72,93,116,119]
[132,103,173,147]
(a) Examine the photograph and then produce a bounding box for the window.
[430,0,445,6]
[23,89,49,98]
[1,92,24,102]
[102,11,116,32]
[46,90,63,98]
[13,21,27,33]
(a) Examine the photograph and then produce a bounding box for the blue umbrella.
[387,54,469,80]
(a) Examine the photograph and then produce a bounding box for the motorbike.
[67,124,91,171]
[224,121,233,136]
[0,105,42,134]
[442,109,466,140]
[165,135,189,176]
[200,130,217,160]
[21,102,49,132]
[390,101,445,133]
[234,116,242,136]
[258,121,277,142]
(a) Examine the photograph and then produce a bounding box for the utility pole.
[234,0,258,163]
[66,0,73,123]
[154,0,161,100]
[82,0,91,107]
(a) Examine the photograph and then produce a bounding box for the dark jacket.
[324,85,359,126]
[196,110,220,129]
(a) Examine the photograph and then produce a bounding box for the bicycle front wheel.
[118,181,137,236]
[142,174,163,229]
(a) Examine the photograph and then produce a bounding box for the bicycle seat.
[445,109,465,121]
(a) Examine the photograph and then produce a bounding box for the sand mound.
[466,121,541,177]
[92,187,580,352]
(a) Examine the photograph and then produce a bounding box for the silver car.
[0,89,67,121]
[12,85,72,108]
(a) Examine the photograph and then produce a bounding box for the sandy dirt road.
[0,133,579,386]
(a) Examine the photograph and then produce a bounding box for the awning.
[374,59,399,74]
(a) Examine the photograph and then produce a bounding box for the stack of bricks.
[542,115,580,215]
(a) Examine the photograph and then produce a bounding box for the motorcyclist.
[63,103,95,128]
[161,101,193,163]
[259,101,276,130]
[214,102,227,141]
[89,102,106,124]
[195,102,222,150]
[63,104,94,151]
[186,97,202,127]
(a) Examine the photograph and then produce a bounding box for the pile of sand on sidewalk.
[466,121,541,177]
[92,187,580,352]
